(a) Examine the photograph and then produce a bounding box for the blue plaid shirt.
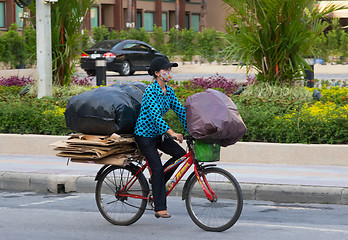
[134,81,187,137]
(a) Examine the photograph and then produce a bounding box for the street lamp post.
[96,57,106,86]
[304,56,315,88]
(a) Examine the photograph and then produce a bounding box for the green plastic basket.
[194,140,221,162]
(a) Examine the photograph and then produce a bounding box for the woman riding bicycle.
[134,57,187,219]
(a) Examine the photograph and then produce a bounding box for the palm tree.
[222,0,345,85]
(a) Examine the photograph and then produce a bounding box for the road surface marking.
[19,195,80,207]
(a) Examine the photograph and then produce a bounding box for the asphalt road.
[1,191,347,240]
[76,69,348,86]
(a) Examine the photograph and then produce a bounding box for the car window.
[92,40,122,49]
[122,43,138,51]
[137,44,151,52]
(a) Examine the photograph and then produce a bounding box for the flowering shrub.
[319,79,348,88]
[43,106,66,117]
[232,82,348,144]
[70,75,93,86]
[0,95,70,135]
[278,102,348,122]
[306,85,348,105]
[304,102,347,119]
[0,76,34,87]
[182,74,257,95]
[271,101,348,144]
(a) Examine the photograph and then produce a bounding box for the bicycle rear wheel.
[95,165,149,225]
[185,167,243,232]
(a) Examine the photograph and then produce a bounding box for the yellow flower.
[43,106,65,117]
[277,101,348,123]
[302,101,348,120]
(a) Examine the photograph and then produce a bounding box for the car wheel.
[120,61,131,76]
[86,70,96,76]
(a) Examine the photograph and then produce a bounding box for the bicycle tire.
[95,165,149,225]
[185,167,243,232]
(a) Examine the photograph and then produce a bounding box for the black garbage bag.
[185,89,247,147]
[65,82,147,135]
[110,82,147,108]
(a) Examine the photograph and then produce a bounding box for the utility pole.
[36,0,53,98]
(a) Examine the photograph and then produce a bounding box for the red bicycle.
[94,135,243,232]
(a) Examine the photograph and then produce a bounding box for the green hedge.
[1,79,347,144]
[0,93,70,135]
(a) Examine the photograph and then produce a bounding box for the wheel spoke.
[185,167,243,232]
[106,200,117,205]
[95,165,148,226]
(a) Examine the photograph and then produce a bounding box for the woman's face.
[156,68,173,82]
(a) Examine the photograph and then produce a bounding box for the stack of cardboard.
[51,133,143,166]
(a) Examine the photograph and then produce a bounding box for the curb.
[1,171,347,205]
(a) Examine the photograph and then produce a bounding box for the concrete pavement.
[0,134,347,205]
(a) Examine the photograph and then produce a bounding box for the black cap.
[148,57,178,76]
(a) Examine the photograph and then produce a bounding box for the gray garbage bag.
[65,82,147,135]
[185,89,246,147]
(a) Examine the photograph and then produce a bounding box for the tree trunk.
[175,0,180,29]
[126,0,135,29]
[199,0,207,32]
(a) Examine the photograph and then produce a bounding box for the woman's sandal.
[154,211,171,218]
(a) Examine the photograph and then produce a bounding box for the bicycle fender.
[182,171,197,201]
[94,165,111,181]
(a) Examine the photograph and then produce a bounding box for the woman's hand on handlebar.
[172,133,184,143]
[166,129,184,143]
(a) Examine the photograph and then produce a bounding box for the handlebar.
[168,134,194,141]
[164,134,195,152]
[183,135,195,141]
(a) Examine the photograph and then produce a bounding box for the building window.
[191,14,199,32]
[16,5,23,28]
[144,12,154,31]
[0,2,5,28]
[185,13,189,29]
[136,12,142,30]
[90,7,98,28]
[162,13,167,31]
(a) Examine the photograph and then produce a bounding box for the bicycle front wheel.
[185,167,243,232]
[95,165,149,226]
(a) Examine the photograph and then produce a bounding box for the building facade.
[0,0,347,32]
[0,0,26,30]
[0,0,229,32]
[82,0,228,32]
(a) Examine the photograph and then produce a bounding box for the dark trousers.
[134,134,186,212]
